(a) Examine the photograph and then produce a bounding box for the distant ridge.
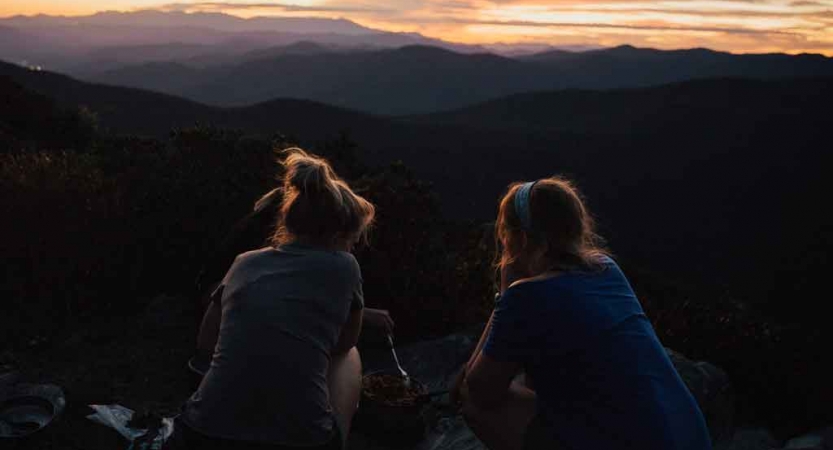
[1,10,376,35]
[0,10,487,73]
[76,42,833,115]
[0,59,392,139]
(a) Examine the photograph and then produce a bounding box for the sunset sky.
[1,0,831,55]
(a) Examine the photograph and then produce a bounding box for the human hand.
[500,262,527,292]
[362,308,395,334]
[500,264,510,293]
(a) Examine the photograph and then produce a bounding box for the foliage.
[626,266,831,439]
[352,161,494,339]
[0,75,98,151]
[0,125,276,344]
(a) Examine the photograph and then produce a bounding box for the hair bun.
[272,147,375,247]
[282,148,334,195]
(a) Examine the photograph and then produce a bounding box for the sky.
[1,0,831,55]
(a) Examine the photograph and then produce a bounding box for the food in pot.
[362,374,426,407]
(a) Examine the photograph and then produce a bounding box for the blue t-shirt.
[483,257,711,450]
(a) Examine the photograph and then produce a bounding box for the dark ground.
[2,294,434,450]
[3,294,202,449]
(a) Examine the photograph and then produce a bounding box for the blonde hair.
[271,148,375,248]
[495,176,608,274]
[254,187,282,213]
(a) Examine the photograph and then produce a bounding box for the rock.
[396,327,481,393]
[667,348,735,444]
[0,368,20,400]
[356,329,734,450]
[783,427,832,449]
[714,428,779,450]
[418,415,483,450]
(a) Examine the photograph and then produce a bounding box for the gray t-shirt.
[183,243,364,444]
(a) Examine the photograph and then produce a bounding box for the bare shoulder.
[508,271,562,289]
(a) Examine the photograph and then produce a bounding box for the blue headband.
[515,181,537,231]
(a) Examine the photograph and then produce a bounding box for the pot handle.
[416,389,449,405]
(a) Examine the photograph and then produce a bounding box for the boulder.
[783,427,832,449]
[667,348,736,443]
[714,428,779,450]
[355,329,735,450]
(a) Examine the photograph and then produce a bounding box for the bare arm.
[466,351,526,410]
[451,263,524,403]
[196,285,224,356]
[450,312,494,405]
[334,309,363,355]
[362,307,395,334]
[466,312,495,371]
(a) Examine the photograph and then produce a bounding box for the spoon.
[386,334,411,387]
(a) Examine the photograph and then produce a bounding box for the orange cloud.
[1,0,831,55]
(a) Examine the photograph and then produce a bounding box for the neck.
[291,236,349,252]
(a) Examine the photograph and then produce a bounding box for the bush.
[0,126,277,345]
[627,265,833,439]
[352,161,494,340]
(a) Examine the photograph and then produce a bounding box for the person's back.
[166,148,376,450]
[183,245,364,444]
[488,256,710,449]
[455,177,711,450]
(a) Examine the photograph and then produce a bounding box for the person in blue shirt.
[451,177,712,450]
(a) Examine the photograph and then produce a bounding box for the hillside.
[0,60,393,140]
[412,77,833,133]
[3,60,832,326]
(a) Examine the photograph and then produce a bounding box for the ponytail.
[272,148,374,248]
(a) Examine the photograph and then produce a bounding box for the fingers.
[364,308,395,333]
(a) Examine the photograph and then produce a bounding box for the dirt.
[2,295,199,449]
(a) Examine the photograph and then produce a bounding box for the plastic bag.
[86,404,175,450]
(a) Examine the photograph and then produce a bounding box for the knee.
[346,346,362,369]
[331,347,362,376]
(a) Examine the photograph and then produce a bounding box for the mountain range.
[0,11,488,73]
[4,11,832,115]
[80,43,833,115]
[71,43,833,115]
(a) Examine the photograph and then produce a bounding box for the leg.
[328,347,362,439]
[462,378,538,450]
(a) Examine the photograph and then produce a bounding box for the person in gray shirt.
[166,148,376,450]
[192,185,395,371]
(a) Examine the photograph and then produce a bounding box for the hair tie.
[515,181,537,231]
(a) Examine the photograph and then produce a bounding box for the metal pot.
[355,370,434,444]
[0,383,65,439]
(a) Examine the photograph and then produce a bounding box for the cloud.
[146,0,833,55]
[456,18,799,35]
[486,0,777,4]
[160,2,395,13]
[477,6,831,19]
[790,1,828,5]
